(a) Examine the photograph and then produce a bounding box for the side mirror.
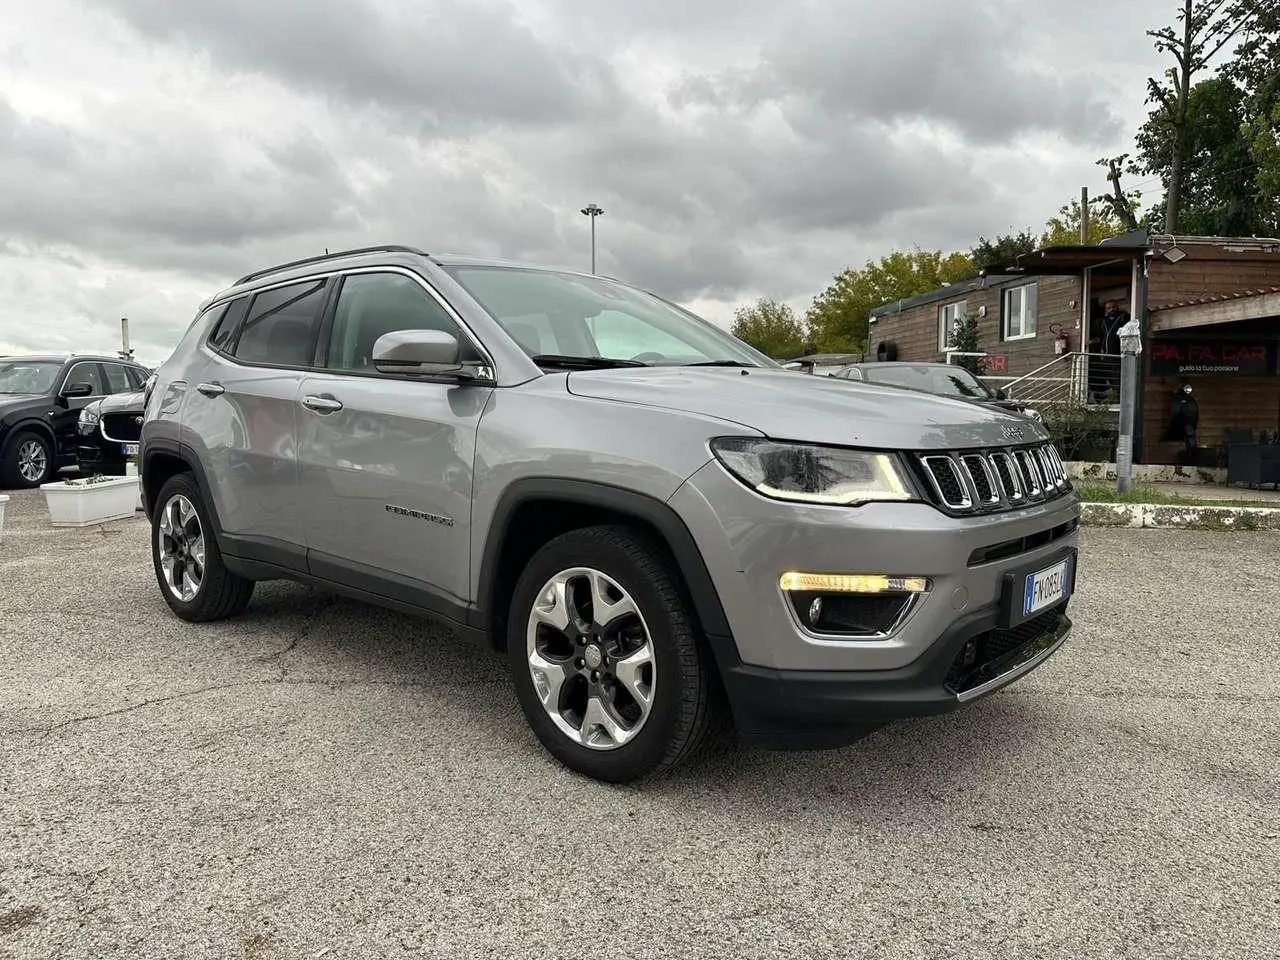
[62,382,94,399]
[372,329,489,380]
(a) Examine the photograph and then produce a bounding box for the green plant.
[947,310,986,377]
[1041,401,1118,461]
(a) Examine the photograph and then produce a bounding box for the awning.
[980,243,1149,276]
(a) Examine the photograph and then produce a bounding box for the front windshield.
[441,265,775,368]
[864,364,994,399]
[0,360,61,394]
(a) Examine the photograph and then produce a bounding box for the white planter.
[41,476,141,527]
[0,494,8,539]
[125,461,139,477]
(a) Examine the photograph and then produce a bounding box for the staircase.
[983,353,1123,408]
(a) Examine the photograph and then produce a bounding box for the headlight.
[1023,407,1043,422]
[710,437,914,506]
[77,408,100,429]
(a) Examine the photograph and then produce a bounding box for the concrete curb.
[1080,501,1280,531]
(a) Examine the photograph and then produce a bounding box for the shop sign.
[1149,340,1277,377]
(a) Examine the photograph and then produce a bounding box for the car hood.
[99,390,145,414]
[0,394,44,415]
[565,367,1049,450]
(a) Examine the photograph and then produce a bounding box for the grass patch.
[1074,482,1271,508]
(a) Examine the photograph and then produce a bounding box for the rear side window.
[230,280,328,367]
[203,301,239,354]
[101,363,133,394]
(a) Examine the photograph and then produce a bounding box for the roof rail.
[232,244,431,286]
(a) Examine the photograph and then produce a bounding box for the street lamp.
[580,203,604,273]
[1116,317,1143,494]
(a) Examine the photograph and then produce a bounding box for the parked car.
[77,388,147,476]
[832,361,1044,422]
[0,353,151,488]
[141,244,1079,783]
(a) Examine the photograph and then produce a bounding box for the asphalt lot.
[1,488,1278,960]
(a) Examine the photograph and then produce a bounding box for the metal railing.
[980,352,1122,407]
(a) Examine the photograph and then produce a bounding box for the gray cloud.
[99,0,624,129]
[0,0,1164,362]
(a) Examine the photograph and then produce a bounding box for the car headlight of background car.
[1022,407,1044,422]
[77,407,100,434]
[710,437,914,506]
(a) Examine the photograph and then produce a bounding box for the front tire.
[2,431,54,488]
[507,525,724,783]
[151,473,254,622]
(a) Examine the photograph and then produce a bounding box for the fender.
[1,417,58,459]
[476,477,733,642]
[2,417,57,447]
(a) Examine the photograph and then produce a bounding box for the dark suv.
[0,354,151,488]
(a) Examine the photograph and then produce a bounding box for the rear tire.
[151,473,254,622]
[2,431,54,489]
[507,525,725,783]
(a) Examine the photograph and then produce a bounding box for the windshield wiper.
[529,354,648,370]
[681,360,757,368]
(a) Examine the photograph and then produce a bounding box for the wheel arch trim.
[476,478,734,646]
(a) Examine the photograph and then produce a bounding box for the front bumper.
[707,602,1071,750]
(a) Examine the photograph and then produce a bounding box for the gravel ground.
[1,489,1277,960]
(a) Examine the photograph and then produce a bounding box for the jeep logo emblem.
[1000,424,1024,441]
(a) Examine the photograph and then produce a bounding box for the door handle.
[196,382,224,397]
[301,395,343,413]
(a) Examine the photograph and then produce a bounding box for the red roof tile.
[1151,286,1280,311]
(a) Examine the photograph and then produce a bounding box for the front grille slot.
[911,441,1071,516]
[921,456,971,509]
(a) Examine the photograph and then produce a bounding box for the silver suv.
[140,244,1080,783]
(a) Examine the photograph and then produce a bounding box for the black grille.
[945,607,1067,695]
[101,413,141,443]
[913,441,1070,515]
[968,518,1079,566]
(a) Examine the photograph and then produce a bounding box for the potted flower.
[41,473,141,527]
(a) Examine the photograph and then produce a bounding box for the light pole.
[580,203,604,273]
[1116,317,1143,494]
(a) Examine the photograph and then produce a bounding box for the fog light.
[779,572,931,594]
[807,597,824,624]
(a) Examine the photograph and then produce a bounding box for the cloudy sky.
[1,0,1168,365]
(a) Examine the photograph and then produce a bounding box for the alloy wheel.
[17,439,47,483]
[157,494,205,602]
[526,567,656,750]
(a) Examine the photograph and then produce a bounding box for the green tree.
[970,231,1037,272]
[730,297,806,359]
[1138,0,1255,232]
[947,310,986,377]
[1041,197,1130,246]
[1228,0,1280,231]
[805,249,974,353]
[1134,75,1265,234]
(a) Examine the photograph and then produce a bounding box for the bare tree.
[1146,0,1254,232]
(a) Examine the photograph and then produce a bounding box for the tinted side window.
[231,280,328,367]
[64,361,106,396]
[102,363,133,394]
[207,298,247,354]
[324,273,460,373]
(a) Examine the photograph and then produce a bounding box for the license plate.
[1023,556,1072,617]
[122,443,138,456]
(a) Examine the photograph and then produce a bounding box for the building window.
[938,300,967,350]
[1002,284,1037,340]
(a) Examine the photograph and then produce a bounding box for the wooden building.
[867,232,1280,464]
